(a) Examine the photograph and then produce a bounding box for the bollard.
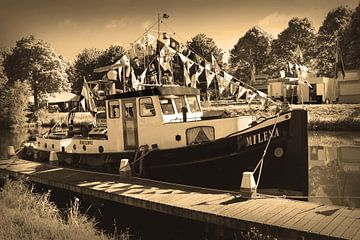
[240,172,257,199]
[49,151,59,166]
[119,159,132,178]
[7,146,16,158]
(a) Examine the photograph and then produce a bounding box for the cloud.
[257,12,293,38]
[105,17,130,29]
[58,19,77,28]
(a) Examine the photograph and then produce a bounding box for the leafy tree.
[187,33,223,63]
[72,45,125,93]
[0,80,31,128]
[3,36,70,110]
[268,17,316,75]
[343,2,360,69]
[229,26,272,80]
[316,6,352,77]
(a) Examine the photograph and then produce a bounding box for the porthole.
[98,146,104,153]
[73,144,76,150]
[175,135,181,141]
[274,147,284,158]
[44,143,47,148]
[83,145,86,151]
[52,144,55,149]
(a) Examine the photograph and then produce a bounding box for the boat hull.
[20,109,308,195]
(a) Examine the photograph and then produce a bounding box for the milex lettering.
[246,128,280,146]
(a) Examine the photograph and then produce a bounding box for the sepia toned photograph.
[0,0,359,239]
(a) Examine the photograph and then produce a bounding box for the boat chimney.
[240,172,257,199]
[181,107,188,122]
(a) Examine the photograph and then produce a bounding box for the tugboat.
[19,22,308,195]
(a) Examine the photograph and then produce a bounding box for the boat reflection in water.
[308,131,360,208]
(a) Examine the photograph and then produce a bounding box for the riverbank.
[36,103,360,131]
[0,179,124,240]
[203,103,360,131]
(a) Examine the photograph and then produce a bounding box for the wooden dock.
[0,158,359,239]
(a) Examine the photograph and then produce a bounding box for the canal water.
[1,128,360,208]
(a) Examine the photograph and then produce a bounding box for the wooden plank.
[341,219,360,239]
[331,217,356,238]
[319,208,348,236]
[278,201,319,229]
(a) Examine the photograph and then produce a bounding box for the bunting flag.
[159,45,176,72]
[80,79,97,114]
[257,90,267,98]
[136,33,156,49]
[205,70,216,88]
[120,55,131,77]
[236,85,248,101]
[183,64,191,86]
[190,65,204,88]
[247,90,257,104]
[335,40,345,78]
[169,37,180,51]
[217,71,232,94]
[211,54,220,74]
[117,66,123,82]
[139,68,148,85]
[131,67,141,90]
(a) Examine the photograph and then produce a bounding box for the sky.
[0,0,359,62]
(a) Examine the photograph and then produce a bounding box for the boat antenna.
[157,13,170,85]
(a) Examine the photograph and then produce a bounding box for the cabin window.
[187,95,200,113]
[139,98,155,117]
[159,98,175,115]
[108,100,120,118]
[186,126,215,145]
[174,96,187,113]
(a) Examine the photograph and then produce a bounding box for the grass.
[203,102,360,131]
[0,179,127,240]
[38,112,95,127]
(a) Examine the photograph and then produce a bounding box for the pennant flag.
[117,66,123,82]
[236,85,247,101]
[211,54,220,74]
[335,40,345,78]
[247,90,257,104]
[205,70,215,88]
[137,33,156,49]
[80,79,97,114]
[159,45,176,72]
[190,66,204,88]
[178,53,188,64]
[169,37,180,51]
[257,90,267,98]
[183,65,191,86]
[131,67,141,90]
[217,71,232,94]
[280,70,286,78]
[139,68,148,85]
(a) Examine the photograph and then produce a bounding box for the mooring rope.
[252,111,282,187]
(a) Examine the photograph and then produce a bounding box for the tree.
[268,18,316,75]
[187,33,223,63]
[316,6,352,77]
[229,26,272,80]
[4,36,70,110]
[0,80,31,128]
[72,45,125,93]
[343,2,360,69]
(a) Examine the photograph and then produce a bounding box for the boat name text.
[80,140,93,145]
[246,128,280,146]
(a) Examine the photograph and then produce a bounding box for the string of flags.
[94,32,280,105]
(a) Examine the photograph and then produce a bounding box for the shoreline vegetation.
[0,179,126,240]
[35,103,360,131]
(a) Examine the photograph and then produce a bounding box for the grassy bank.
[37,112,94,127]
[0,179,125,240]
[204,103,360,131]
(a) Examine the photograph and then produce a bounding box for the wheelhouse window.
[139,97,155,117]
[159,98,175,115]
[187,95,200,113]
[186,126,215,145]
[108,100,120,118]
[174,96,186,114]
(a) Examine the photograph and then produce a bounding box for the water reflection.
[308,131,360,208]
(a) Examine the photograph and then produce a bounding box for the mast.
[157,13,162,85]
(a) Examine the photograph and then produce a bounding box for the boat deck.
[0,158,359,239]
